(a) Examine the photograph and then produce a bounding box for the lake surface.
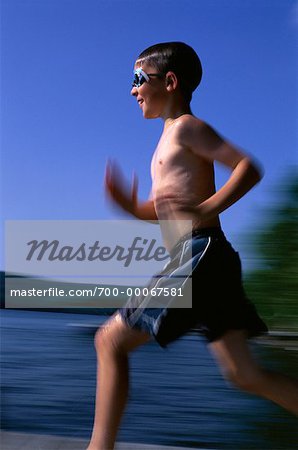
[1,310,297,449]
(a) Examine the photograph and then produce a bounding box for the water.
[1,310,297,449]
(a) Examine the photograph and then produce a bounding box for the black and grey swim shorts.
[119,227,268,347]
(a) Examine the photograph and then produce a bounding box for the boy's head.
[134,42,202,103]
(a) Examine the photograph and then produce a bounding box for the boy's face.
[131,62,168,119]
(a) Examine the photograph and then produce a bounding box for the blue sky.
[1,0,297,270]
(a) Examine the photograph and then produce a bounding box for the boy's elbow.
[246,157,264,184]
[253,160,264,183]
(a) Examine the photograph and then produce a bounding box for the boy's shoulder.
[175,113,203,129]
[172,114,224,157]
[174,114,210,135]
[172,114,210,144]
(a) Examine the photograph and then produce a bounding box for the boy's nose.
[131,86,138,96]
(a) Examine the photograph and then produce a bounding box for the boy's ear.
[165,71,178,92]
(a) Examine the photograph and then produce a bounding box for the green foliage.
[245,172,298,330]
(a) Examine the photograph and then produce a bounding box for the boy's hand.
[104,160,138,215]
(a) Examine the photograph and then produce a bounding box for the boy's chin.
[143,110,160,119]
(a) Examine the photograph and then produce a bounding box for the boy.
[86,42,298,450]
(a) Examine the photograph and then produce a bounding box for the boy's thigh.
[97,312,152,353]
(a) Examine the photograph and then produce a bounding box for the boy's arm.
[179,119,263,221]
[136,190,158,221]
[134,200,158,221]
[105,161,158,221]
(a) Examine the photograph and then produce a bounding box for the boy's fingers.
[132,172,138,202]
[104,159,112,183]
[104,160,136,208]
[105,159,120,191]
[132,171,138,189]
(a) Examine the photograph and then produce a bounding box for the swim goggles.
[132,67,164,88]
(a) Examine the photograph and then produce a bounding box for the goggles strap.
[134,67,150,82]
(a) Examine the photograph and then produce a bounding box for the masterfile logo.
[5,218,192,279]
[26,236,168,267]
[5,219,193,309]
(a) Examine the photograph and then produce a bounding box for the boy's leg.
[87,313,151,450]
[209,329,298,415]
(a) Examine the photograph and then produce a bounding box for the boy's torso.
[151,116,220,247]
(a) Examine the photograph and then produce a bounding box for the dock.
[0,431,206,450]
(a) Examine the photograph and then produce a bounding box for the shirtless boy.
[86,42,298,450]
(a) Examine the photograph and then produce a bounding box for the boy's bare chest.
[150,137,200,180]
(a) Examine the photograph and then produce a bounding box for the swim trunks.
[119,227,268,347]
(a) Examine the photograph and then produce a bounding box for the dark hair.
[136,42,202,102]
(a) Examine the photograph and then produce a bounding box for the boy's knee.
[94,313,150,356]
[225,367,265,394]
[94,317,129,356]
[94,326,118,355]
[94,327,105,352]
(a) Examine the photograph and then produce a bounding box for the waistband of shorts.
[172,227,225,251]
[191,227,225,239]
